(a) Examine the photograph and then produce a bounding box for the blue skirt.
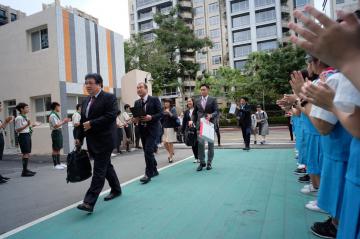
[305,133,322,175]
[337,180,360,239]
[317,158,347,219]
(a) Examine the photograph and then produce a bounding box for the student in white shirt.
[15,103,39,177]
[49,102,70,170]
[72,104,82,140]
[0,102,14,183]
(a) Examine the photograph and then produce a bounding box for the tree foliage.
[125,7,212,96]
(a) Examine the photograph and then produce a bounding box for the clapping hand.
[288,5,360,75]
[141,115,152,122]
[300,81,335,111]
[63,118,71,124]
[5,116,14,123]
[83,121,91,131]
[290,71,306,96]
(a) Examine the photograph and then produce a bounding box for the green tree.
[244,44,306,105]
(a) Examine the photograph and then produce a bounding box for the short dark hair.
[50,102,60,110]
[200,83,210,89]
[241,97,249,102]
[256,105,262,108]
[76,103,82,111]
[124,104,130,110]
[16,103,28,112]
[117,110,121,115]
[138,82,148,89]
[85,73,103,87]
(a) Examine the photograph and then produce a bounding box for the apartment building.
[0,3,26,26]
[0,2,125,154]
[322,0,359,18]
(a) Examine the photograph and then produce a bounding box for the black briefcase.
[184,127,197,147]
[66,148,92,183]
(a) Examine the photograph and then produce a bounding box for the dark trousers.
[135,125,141,147]
[192,141,198,159]
[241,125,251,148]
[84,151,121,206]
[140,128,158,177]
[0,133,4,161]
[215,127,221,145]
[288,124,293,141]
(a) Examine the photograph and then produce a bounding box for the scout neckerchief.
[20,114,32,135]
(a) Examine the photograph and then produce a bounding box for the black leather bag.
[184,127,197,147]
[66,148,92,183]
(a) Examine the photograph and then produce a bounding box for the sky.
[0,0,130,39]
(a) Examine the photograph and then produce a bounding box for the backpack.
[66,148,92,183]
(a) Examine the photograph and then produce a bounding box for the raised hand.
[290,71,306,96]
[288,5,360,90]
[300,81,335,111]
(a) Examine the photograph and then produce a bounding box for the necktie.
[86,96,95,118]
[141,98,146,112]
[201,97,206,110]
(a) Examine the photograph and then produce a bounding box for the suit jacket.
[236,103,251,128]
[192,96,219,128]
[77,91,118,154]
[181,109,192,133]
[134,95,162,136]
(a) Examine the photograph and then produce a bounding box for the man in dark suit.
[189,83,218,171]
[75,73,122,213]
[236,97,252,150]
[133,82,162,184]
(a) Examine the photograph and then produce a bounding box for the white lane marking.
[0,154,195,239]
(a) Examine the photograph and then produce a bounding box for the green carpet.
[6,149,324,239]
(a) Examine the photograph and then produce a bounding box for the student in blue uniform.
[302,72,352,238]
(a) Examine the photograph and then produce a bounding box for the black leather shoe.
[77,203,93,213]
[140,175,151,184]
[27,170,36,175]
[104,191,122,201]
[243,147,250,151]
[153,170,159,177]
[21,171,35,177]
[0,179,7,184]
[206,164,212,170]
[0,175,10,180]
[197,163,206,171]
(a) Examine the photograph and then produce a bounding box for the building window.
[257,40,278,51]
[30,27,49,52]
[0,9,6,19]
[194,6,204,16]
[233,29,251,43]
[159,6,172,14]
[139,20,153,31]
[130,13,134,21]
[212,55,221,65]
[255,8,276,23]
[234,60,247,70]
[208,3,219,13]
[295,0,309,7]
[212,42,221,50]
[233,44,252,58]
[232,14,250,28]
[34,96,51,123]
[336,0,345,3]
[199,63,206,72]
[255,0,275,8]
[212,69,218,75]
[195,28,205,37]
[196,52,207,60]
[194,17,204,26]
[193,0,203,4]
[10,13,17,22]
[231,0,249,13]
[131,24,135,30]
[210,28,220,39]
[209,16,220,26]
[256,24,277,38]
[142,32,155,41]
[138,10,152,20]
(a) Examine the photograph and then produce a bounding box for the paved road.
[0,127,294,235]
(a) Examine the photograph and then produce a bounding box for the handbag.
[66,147,92,183]
[185,126,197,146]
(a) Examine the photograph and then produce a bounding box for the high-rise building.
[225,0,295,71]
[192,0,228,75]
[0,4,26,27]
[321,0,359,19]
[0,1,125,154]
